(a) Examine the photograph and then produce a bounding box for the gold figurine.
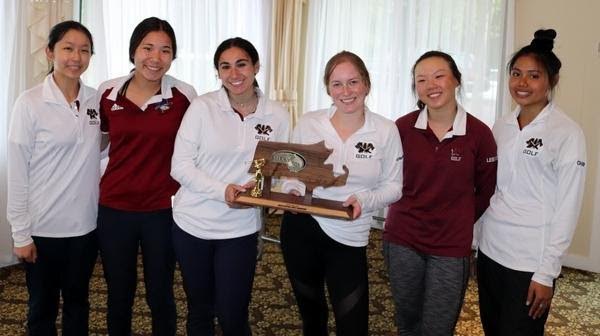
[250,158,266,197]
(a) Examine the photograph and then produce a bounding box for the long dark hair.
[411,51,462,110]
[47,20,94,74]
[213,37,260,88]
[129,17,177,64]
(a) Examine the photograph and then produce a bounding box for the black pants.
[172,224,257,336]
[477,250,552,336]
[97,205,176,336]
[25,230,97,336]
[280,212,368,336]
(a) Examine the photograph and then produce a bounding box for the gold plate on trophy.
[234,141,353,220]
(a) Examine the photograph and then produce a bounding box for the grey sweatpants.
[383,241,469,336]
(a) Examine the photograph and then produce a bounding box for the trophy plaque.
[234,141,353,220]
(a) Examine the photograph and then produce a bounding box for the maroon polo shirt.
[99,87,191,211]
[383,110,497,257]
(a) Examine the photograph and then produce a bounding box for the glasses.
[328,78,363,91]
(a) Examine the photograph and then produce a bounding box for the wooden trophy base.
[235,191,353,220]
[234,141,354,220]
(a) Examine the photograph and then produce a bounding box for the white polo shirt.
[171,87,290,239]
[282,106,403,247]
[7,74,101,247]
[479,102,586,286]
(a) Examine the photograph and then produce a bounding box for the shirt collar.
[504,101,554,126]
[414,105,467,138]
[217,86,268,119]
[105,73,176,110]
[42,74,94,106]
[324,105,377,134]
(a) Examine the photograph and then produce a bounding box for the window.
[303,0,506,125]
[81,0,507,126]
[81,0,272,94]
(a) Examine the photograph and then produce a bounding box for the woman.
[383,51,497,335]
[7,21,99,335]
[280,51,403,336]
[477,29,586,335]
[170,37,289,335]
[96,17,197,335]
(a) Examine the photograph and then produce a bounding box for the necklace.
[230,93,258,108]
[230,94,258,121]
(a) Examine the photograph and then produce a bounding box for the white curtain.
[497,0,515,118]
[303,0,507,126]
[0,0,73,267]
[81,0,272,94]
[0,0,20,267]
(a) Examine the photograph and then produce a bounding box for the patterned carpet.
[0,215,599,335]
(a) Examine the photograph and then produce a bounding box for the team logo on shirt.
[355,142,374,159]
[523,137,543,156]
[155,99,171,113]
[87,108,100,125]
[255,124,273,140]
[450,148,463,162]
[111,103,124,111]
[87,108,98,119]
[526,138,543,150]
[255,124,273,135]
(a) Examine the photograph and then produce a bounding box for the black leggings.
[477,250,552,336]
[280,212,368,336]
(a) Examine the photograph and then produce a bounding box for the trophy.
[234,141,353,219]
[250,158,266,197]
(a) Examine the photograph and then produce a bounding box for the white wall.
[515,0,600,272]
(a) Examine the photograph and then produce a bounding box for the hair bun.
[530,29,556,52]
